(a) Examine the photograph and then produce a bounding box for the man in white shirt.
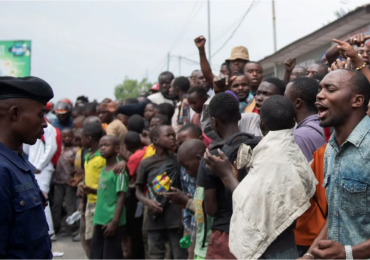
[147,71,174,105]
[23,122,58,240]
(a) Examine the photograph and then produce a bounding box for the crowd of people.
[1,32,370,260]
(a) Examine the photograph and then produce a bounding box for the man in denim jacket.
[303,69,370,259]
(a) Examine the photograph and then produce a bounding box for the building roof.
[258,4,370,70]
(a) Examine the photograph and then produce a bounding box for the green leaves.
[114,77,153,101]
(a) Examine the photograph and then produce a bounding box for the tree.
[114,77,153,101]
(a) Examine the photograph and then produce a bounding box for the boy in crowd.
[143,114,171,159]
[205,96,317,259]
[196,93,260,259]
[187,86,208,128]
[165,139,212,260]
[144,103,159,129]
[158,103,175,126]
[124,131,147,259]
[52,128,78,235]
[77,122,106,257]
[73,115,86,130]
[90,136,128,259]
[127,114,151,146]
[135,125,187,259]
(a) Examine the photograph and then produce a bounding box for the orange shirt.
[294,144,328,246]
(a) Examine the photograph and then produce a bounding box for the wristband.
[355,62,367,71]
[345,245,353,260]
[304,253,314,259]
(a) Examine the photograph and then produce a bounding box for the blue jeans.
[260,246,299,259]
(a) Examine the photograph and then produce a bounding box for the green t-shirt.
[93,168,129,226]
[194,186,214,258]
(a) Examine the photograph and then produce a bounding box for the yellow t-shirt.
[85,150,106,203]
[142,143,156,160]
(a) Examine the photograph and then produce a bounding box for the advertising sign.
[0,40,31,77]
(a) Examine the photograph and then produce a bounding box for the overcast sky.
[1,0,369,102]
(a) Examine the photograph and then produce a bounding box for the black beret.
[0,76,54,105]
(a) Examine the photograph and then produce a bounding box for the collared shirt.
[85,150,106,203]
[294,114,327,162]
[324,116,370,246]
[180,167,196,239]
[0,142,52,259]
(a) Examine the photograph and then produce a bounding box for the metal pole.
[167,52,170,71]
[272,0,278,77]
[207,0,211,64]
[179,56,181,75]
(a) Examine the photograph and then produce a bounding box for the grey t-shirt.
[136,154,182,231]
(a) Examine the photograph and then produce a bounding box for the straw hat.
[225,46,249,62]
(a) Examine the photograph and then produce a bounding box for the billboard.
[0,40,31,77]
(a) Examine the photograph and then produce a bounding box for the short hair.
[61,127,73,134]
[231,72,248,83]
[127,114,145,133]
[260,96,295,131]
[84,102,98,113]
[263,77,286,95]
[187,86,208,97]
[125,98,139,104]
[76,96,89,103]
[124,131,141,148]
[151,114,170,126]
[82,122,104,141]
[312,73,326,82]
[245,61,263,72]
[83,116,101,126]
[290,77,319,112]
[221,62,229,67]
[314,62,329,74]
[177,124,202,137]
[209,92,240,123]
[150,124,167,142]
[102,135,120,146]
[178,139,206,158]
[146,102,159,110]
[72,105,85,115]
[346,69,370,111]
[173,76,191,93]
[158,103,175,122]
[158,71,174,81]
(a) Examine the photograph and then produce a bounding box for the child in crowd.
[187,86,208,128]
[167,139,212,260]
[127,114,151,146]
[144,103,159,129]
[135,125,188,259]
[73,115,86,130]
[143,114,171,159]
[123,131,147,259]
[77,122,105,256]
[90,135,129,259]
[158,103,175,124]
[197,93,261,259]
[52,128,78,235]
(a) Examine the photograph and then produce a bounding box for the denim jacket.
[324,116,370,246]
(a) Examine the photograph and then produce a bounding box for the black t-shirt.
[136,154,182,231]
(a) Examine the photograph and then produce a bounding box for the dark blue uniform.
[0,142,52,259]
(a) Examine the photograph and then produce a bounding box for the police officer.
[0,76,54,258]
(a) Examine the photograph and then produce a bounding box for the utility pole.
[179,55,181,75]
[167,52,170,71]
[272,0,278,77]
[207,0,211,64]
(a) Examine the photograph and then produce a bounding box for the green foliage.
[114,77,153,101]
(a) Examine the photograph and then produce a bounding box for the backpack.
[210,132,261,181]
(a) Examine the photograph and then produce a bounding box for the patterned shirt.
[180,166,196,240]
